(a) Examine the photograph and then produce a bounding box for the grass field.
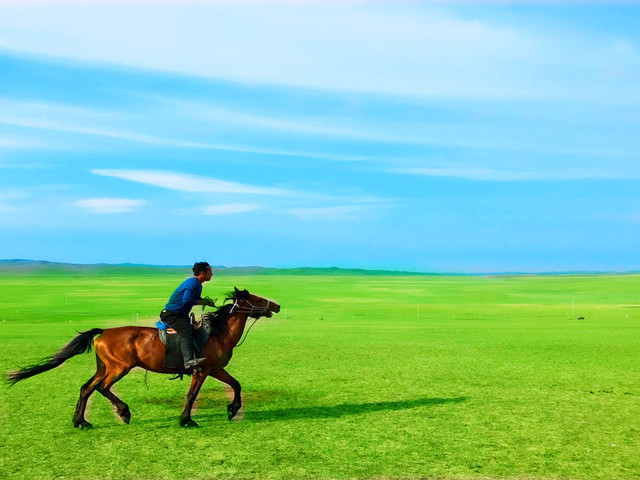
[1,267,639,480]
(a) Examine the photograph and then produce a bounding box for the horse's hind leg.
[180,370,207,427]
[96,385,131,424]
[73,358,106,429]
[96,367,132,424]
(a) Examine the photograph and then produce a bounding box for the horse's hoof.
[75,421,93,429]
[180,418,199,428]
[119,406,131,424]
[227,403,240,420]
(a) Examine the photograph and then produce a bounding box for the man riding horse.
[160,261,216,369]
[7,284,280,427]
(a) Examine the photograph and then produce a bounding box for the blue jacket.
[164,277,202,315]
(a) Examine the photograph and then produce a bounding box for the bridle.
[229,298,271,318]
[228,296,272,347]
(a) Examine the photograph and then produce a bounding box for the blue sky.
[0,1,639,273]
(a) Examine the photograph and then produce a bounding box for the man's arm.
[197,296,216,307]
[182,282,202,308]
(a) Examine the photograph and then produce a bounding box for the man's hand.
[201,296,217,308]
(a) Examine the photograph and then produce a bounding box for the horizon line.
[1,258,638,277]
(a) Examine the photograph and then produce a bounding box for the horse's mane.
[201,288,250,337]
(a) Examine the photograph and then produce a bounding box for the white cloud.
[395,166,636,182]
[284,205,366,220]
[0,203,19,213]
[74,197,146,213]
[92,169,292,196]
[0,135,35,149]
[202,203,262,215]
[0,100,169,144]
[1,3,638,101]
[164,99,379,144]
[0,99,366,161]
[0,191,30,201]
[0,190,32,212]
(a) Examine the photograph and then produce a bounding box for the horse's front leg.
[180,370,207,427]
[210,368,241,420]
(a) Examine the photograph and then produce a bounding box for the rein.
[229,298,271,347]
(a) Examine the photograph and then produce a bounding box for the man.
[160,262,216,369]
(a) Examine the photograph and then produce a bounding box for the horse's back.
[95,326,157,345]
[94,326,165,371]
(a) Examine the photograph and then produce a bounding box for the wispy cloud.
[74,197,147,214]
[92,169,292,196]
[0,99,366,161]
[91,169,391,212]
[395,167,635,182]
[202,203,262,215]
[284,205,367,220]
[0,194,22,212]
[0,135,38,149]
[0,190,32,212]
[163,99,383,143]
[1,4,638,102]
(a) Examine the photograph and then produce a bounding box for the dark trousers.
[160,310,193,336]
[160,310,197,362]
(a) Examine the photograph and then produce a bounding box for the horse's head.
[228,287,281,318]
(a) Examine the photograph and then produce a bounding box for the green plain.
[1,268,639,480]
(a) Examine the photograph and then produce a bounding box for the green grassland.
[1,267,639,480]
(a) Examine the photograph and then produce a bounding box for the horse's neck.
[219,312,249,350]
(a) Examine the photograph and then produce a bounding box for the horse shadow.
[244,396,468,422]
[91,396,468,429]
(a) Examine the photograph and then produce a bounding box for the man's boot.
[180,335,206,369]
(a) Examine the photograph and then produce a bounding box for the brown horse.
[7,287,280,428]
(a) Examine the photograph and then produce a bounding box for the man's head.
[193,262,210,276]
[193,262,213,282]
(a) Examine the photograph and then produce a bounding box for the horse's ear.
[234,287,240,293]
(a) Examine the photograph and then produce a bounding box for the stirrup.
[184,357,206,369]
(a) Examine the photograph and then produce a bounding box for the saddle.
[155,314,209,369]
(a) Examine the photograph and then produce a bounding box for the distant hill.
[2,259,635,277]
[222,265,434,276]
[0,259,431,276]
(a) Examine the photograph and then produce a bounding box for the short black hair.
[193,262,211,276]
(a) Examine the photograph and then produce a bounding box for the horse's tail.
[6,328,104,385]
